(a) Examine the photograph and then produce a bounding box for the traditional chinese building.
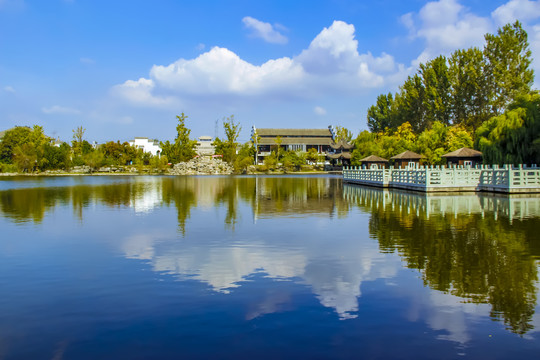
[359,155,389,169]
[252,126,334,164]
[442,147,483,167]
[390,150,424,169]
[326,139,354,166]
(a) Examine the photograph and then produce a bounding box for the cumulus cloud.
[242,16,288,44]
[3,85,15,93]
[41,105,81,115]
[403,0,540,87]
[406,0,492,65]
[112,21,407,108]
[492,0,540,25]
[111,78,176,107]
[314,106,326,115]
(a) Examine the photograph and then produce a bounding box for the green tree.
[222,115,241,164]
[72,126,86,156]
[84,150,105,172]
[484,21,534,114]
[282,151,305,172]
[414,122,450,165]
[161,113,197,163]
[351,130,381,165]
[449,47,491,132]
[334,126,353,142]
[42,142,71,170]
[273,135,283,161]
[0,126,32,164]
[175,113,197,162]
[476,93,540,165]
[306,148,319,164]
[367,93,395,133]
[233,143,255,173]
[13,143,37,172]
[396,74,427,132]
[420,56,452,126]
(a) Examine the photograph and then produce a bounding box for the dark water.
[0,175,539,359]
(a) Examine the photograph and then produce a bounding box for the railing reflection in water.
[344,184,540,335]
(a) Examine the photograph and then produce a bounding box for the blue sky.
[1,0,539,143]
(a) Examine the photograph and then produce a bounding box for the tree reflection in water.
[344,185,540,335]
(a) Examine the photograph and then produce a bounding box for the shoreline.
[0,170,341,177]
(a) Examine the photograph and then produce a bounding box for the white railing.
[343,164,540,193]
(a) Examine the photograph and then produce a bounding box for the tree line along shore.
[1,21,539,175]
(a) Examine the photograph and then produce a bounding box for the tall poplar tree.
[448,48,491,132]
[161,113,197,163]
[367,93,394,133]
[484,21,534,115]
[420,56,452,126]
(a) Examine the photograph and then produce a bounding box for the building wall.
[445,157,483,167]
[129,138,162,156]
[196,136,215,156]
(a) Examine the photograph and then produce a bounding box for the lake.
[0,175,539,359]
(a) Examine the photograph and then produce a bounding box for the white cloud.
[492,0,540,26]
[150,46,304,95]
[112,21,407,108]
[196,43,205,51]
[404,0,540,87]
[405,0,492,65]
[111,78,176,107]
[41,105,81,115]
[242,16,288,44]
[3,85,15,93]
[314,106,326,115]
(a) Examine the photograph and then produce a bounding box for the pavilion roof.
[329,139,354,150]
[359,155,389,162]
[326,152,352,159]
[256,128,332,137]
[442,147,483,158]
[390,150,424,160]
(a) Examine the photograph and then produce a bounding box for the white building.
[196,135,215,156]
[128,137,162,156]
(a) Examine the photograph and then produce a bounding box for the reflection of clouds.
[303,249,397,319]
[246,291,291,320]
[408,288,491,346]
[122,234,156,260]
[121,230,400,319]
[153,246,306,294]
[129,179,163,213]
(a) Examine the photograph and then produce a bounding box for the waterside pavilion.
[359,155,389,169]
[326,139,354,166]
[390,150,424,169]
[442,147,483,167]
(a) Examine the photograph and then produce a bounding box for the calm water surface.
[0,175,539,359]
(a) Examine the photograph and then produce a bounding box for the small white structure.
[128,137,162,156]
[196,135,215,156]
